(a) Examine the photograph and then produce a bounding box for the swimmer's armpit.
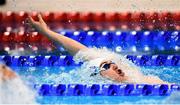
[0,64,17,81]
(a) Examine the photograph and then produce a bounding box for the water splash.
[141,66,180,84]
[74,47,146,83]
[22,47,169,84]
[0,77,37,104]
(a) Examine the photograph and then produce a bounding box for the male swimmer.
[0,64,17,81]
[0,64,36,104]
[26,14,169,84]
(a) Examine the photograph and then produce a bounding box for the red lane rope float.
[0,31,51,43]
[2,31,14,42]
[27,32,42,43]
[14,31,26,42]
[0,11,179,30]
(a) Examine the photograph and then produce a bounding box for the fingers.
[38,14,45,23]
[28,15,35,24]
[26,14,47,32]
[27,14,45,25]
[26,17,35,27]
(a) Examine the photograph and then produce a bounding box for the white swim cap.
[89,57,106,68]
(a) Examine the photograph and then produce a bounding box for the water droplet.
[22,21,25,24]
[28,45,32,48]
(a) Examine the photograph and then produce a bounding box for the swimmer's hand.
[27,14,49,33]
[0,64,17,81]
[27,14,88,56]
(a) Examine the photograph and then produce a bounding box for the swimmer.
[0,64,17,81]
[0,64,37,104]
[27,14,170,84]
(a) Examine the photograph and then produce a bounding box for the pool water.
[38,96,167,104]
[11,66,180,104]
[13,66,180,84]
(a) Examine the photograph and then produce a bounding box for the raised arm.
[28,14,88,56]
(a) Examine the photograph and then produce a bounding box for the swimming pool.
[0,32,180,104]
[1,54,177,104]
[0,11,180,104]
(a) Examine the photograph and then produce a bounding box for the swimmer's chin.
[117,76,129,83]
[110,76,129,83]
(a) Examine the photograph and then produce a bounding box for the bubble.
[144,46,150,51]
[68,20,71,23]
[28,45,32,48]
[22,20,25,25]
[175,46,180,51]
[115,46,122,52]
[4,47,10,52]
[131,46,137,52]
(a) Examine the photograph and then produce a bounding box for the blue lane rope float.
[0,30,179,53]
[59,30,180,51]
[0,55,179,66]
[34,84,180,96]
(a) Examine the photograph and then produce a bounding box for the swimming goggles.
[90,61,115,76]
[100,61,115,71]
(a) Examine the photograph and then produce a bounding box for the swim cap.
[89,58,105,68]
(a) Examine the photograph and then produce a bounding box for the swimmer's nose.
[112,64,118,70]
[117,69,125,76]
[118,69,122,73]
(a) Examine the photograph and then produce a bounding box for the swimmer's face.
[99,61,127,82]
